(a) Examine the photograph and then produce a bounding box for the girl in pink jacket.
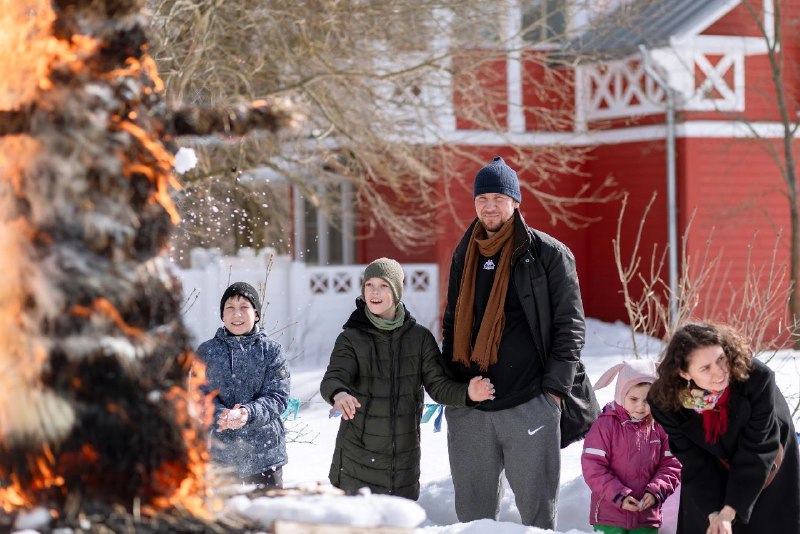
[582,360,681,534]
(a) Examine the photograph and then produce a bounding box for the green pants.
[593,525,658,534]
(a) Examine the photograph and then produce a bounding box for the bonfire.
[0,0,295,531]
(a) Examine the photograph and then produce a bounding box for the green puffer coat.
[320,299,469,500]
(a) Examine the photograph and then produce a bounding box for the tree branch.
[164,99,300,137]
[1,101,300,139]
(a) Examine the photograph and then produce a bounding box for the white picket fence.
[172,247,439,368]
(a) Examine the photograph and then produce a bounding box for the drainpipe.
[639,45,679,325]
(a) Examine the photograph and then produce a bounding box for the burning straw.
[0,0,296,530]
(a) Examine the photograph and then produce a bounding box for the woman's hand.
[332,391,361,420]
[468,376,496,402]
[707,505,736,534]
[217,403,248,431]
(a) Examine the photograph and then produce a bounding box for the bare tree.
[612,192,668,356]
[733,0,800,345]
[613,193,793,358]
[146,1,619,255]
[625,0,800,346]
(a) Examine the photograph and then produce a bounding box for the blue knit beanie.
[473,157,521,202]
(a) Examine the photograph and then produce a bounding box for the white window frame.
[293,181,354,265]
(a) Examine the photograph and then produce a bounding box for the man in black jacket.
[441,157,587,529]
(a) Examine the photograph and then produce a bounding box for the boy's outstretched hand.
[468,376,496,402]
[332,391,361,420]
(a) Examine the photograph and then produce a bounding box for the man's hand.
[332,391,361,420]
[546,391,562,408]
[468,376,495,402]
[707,506,736,534]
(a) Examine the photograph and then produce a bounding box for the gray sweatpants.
[445,393,561,529]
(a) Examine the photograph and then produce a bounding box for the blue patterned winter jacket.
[196,326,290,477]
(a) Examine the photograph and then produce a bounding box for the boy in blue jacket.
[196,282,290,488]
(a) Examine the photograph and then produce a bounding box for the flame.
[70,297,145,337]
[0,445,65,512]
[117,119,183,224]
[0,1,65,512]
[0,0,219,519]
[0,476,29,512]
[107,54,164,94]
[0,0,56,108]
[150,354,218,518]
[109,54,182,225]
[187,356,216,429]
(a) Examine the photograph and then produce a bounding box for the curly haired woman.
[649,323,800,534]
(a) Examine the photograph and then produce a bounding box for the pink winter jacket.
[581,401,681,529]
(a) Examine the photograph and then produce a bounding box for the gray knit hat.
[220,281,261,322]
[362,257,404,303]
[473,156,522,203]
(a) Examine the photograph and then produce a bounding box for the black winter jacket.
[441,209,586,409]
[196,327,290,478]
[650,359,800,533]
[320,300,469,500]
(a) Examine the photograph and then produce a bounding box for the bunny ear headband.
[593,363,624,392]
[594,359,658,405]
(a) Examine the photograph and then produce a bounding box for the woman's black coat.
[650,359,800,533]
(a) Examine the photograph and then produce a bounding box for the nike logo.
[527,425,544,436]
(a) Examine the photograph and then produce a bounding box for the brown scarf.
[452,216,515,371]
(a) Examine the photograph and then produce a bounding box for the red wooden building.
[304,1,800,333]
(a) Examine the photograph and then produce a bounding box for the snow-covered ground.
[14,319,798,533]
[226,318,800,533]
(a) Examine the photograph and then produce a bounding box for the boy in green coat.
[320,258,494,500]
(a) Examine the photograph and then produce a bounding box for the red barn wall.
[356,224,435,264]
[578,140,673,324]
[681,137,793,331]
[522,51,575,131]
[703,2,764,37]
[452,49,508,130]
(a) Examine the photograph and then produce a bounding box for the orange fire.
[0,0,218,520]
[108,50,182,226]
[153,356,218,517]
[0,0,63,514]
[70,298,145,338]
[117,119,183,225]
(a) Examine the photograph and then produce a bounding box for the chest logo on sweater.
[483,259,496,270]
